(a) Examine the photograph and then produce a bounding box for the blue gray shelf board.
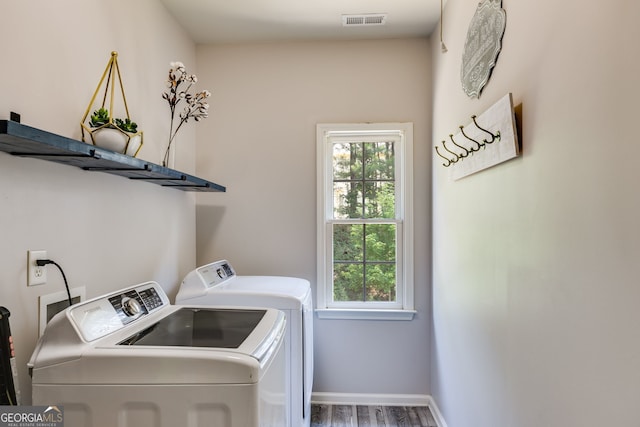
[0,120,225,192]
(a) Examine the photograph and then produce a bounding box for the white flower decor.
[161,61,211,167]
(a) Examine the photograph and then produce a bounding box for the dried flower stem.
[162,61,210,167]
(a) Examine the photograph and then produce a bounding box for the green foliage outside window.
[332,141,397,302]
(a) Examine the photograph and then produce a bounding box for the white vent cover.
[342,14,388,26]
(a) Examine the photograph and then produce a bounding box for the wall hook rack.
[434,93,519,180]
[434,115,502,167]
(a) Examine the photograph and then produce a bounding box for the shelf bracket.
[83,163,152,172]
[130,174,187,182]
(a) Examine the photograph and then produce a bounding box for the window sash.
[326,220,404,309]
[324,133,405,223]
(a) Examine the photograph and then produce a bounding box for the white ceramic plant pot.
[125,134,142,157]
[93,128,128,153]
[92,128,142,157]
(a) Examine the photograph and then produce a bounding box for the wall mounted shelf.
[0,120,225,192]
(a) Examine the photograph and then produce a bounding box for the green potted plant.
[81,52,144,157]
[88,108,142,157]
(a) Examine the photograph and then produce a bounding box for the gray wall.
[195,39,433,395]
[431,0,640,426]
[0,0,199,402]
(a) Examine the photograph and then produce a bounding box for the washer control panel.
[68,282,170,342]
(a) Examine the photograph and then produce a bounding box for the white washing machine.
[28,281,287,427]
[175,260,313,427]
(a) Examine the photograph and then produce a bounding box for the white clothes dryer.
[29,281,287,427]
[176,260,313,427]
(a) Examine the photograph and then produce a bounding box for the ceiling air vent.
[342,14,388,27]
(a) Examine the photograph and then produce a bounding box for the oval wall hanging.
[461,0,506,98]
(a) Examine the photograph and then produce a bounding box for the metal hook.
[449,134,470,158]
[471,115,501,144]
[441,139,460,163]
[459,125,483,152]
[434,146,453,167]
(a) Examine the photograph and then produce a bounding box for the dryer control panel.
[176,260,238,302]
[196,260,236,288]
[68,282,170,342]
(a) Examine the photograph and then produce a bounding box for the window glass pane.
[333,263,364,302]
[333,223,397,303]
[333,224,363,261]
[333,143,362,181]
[364,182,395,219]
[364,142,395,181]
[333,141,396,220]
[333,182,363,219]
[333,262,397,303]
[365,224,396,262]
[365,263,396,302]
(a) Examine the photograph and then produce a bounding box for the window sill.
[315,308,416,321]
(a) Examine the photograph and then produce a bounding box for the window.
[316,123,415,320]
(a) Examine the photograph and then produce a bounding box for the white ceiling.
[160,0,442,44]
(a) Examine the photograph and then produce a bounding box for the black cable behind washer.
[36,259,73,306]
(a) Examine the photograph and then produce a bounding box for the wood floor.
[310,404,438,427]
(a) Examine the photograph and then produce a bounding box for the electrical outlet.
[27,250,47,286]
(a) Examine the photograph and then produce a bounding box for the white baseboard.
[310,392,447,427]
[311,392,430,406]
[425,395,448,427]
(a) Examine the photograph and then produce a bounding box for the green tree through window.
[332,141,397,302]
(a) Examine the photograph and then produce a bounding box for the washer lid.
[30,304,286,385]
[119,307,266,348]
[29,280,287,385]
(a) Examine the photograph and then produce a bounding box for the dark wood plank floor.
[311,404,437,427]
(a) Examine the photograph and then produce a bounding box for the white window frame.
[316,123,415,321]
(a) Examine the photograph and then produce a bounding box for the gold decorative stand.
[80,51,143,157]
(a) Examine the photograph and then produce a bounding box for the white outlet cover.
[27,250,47,286]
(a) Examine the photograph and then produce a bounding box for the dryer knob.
[122,297,142,317]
